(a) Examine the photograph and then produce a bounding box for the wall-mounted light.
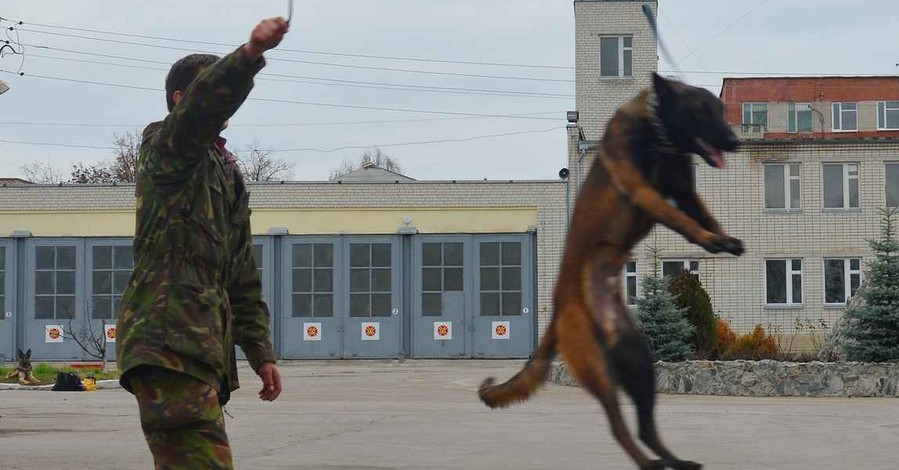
[0,80,9,95]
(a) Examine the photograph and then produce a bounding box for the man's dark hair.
[165,54,220,111]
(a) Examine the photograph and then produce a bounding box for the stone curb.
[549,360,899,398]
[0,379,121,392]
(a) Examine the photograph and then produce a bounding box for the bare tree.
[329,147,404,180]
[235,138,295,182]
[67,131,141,184]
[64,312,110,372]
[110,130,141,183]
[20,160,64,184]
[70,162,115,184]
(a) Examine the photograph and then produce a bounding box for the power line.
[0,69,564,120]
[0,112,565,129]
[0,138,113,150]
[26,51,575,99]
[9,19,574,70]
[0,127,564,154]
[273,127,565,153]
[675,0,770,65]
[16,28,575,83]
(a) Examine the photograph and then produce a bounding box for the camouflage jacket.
[116,46,276,405]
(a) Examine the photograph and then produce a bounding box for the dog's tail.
[478,320,558,409]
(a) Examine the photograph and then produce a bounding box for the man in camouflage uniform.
[116,16,289,469]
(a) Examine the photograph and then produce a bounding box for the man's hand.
[257,362,282,401]
[244,17,290,61]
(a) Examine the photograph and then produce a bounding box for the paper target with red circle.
[492,321,510,340]
[361,322,380,341]
[303,322,322,341]
[433,322,452,341]
[45,324,64,343]
[105,324,117,343]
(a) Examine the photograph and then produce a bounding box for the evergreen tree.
[635,247,695,361]
[845,207,899,362]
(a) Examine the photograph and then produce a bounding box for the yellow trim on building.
[0,207,539,237]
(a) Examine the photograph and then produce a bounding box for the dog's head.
[652,73,740,168]
[16,349,32,369]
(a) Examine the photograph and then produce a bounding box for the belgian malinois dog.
[6,349,41,385]
[479,73,744,470]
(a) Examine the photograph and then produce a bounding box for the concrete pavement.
[0,360,895,469]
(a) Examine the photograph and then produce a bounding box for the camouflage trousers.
[130,366,233,470]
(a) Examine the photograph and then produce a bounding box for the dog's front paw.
[701,233,744,256]
[669,460,702,470]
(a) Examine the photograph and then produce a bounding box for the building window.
[877,101,899,130]
[599,36,632,78]
[824,258,862,305]
[91,245,133,320]
[764,163,801,210]
[886,163,899,207]
[788,103,813,133]
[291,244,334,318]
[766,259,802,306]
[624,261,637,306]
[823,163,860,209]
[349,243,392,317]
[34,246,77,320]
[480,242,522,316]
[422,242,464,316]
[662,260,699,280]
[832,102,858,131]
[742,103,768,132]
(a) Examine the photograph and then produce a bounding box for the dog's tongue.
[697,139,726,169]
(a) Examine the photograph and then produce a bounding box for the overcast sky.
[1,0,898,182]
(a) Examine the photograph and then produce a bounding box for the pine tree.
[844,207,899,362]
[668,271,718,358]
[635,247,695,362]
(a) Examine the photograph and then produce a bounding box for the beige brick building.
[567,0,899,346]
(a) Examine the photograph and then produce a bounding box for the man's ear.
[652,72,674,101]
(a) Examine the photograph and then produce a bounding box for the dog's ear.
[652,72,675,101]
[17,349,24,360]
[25,349,31,359]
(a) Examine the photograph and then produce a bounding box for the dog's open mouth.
[696,138,727,169]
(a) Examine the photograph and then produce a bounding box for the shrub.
[723,324,779,360]
[710,317,737,360]
[668,272,718,358]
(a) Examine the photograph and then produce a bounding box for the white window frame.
[822,163,860,210]
[823,258,863,306]
[742,103,768,132]
[599,36,633,78]
[662,260,699,280]
[623,260,638,307]
[765,258,803,307]
[764,163,801,211]
[886,162,899,208]
[832,102,858,132]
[788,102,813,133]
[877,101,899,130]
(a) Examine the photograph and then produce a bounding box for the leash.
[287,0,294,23]
[641,3,682,77]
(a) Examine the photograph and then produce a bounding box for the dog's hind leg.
[557,310,660,470]
[612,332,702,470]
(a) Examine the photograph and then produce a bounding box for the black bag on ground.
[51,371,85,392]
